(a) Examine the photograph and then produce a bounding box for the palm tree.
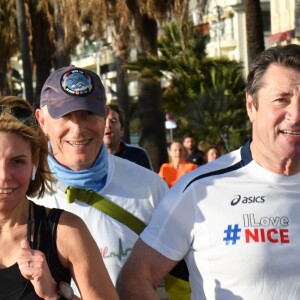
[0,0,19,96]
[129,5,168,172]
[15,0,34,102]
[0,0,77,101]
[31,0,80,98]
[245,0,265,62]
[78,0,212,171]
[28,0,55,100]
[5,0,210,169]
[184,60,249,150]
[107,1,131,143]
[126,19,249,151]
[53,0,70,68]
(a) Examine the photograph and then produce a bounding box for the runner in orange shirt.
[159,141,197,187]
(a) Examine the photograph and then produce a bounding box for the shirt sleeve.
[140,179,197,261]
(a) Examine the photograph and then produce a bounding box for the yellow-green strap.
[164,274,191,300]
[66,186,146,235]
[66,186,190,299]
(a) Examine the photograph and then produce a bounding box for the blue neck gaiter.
[48,143,108,192]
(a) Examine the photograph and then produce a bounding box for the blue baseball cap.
[40,65,106,119]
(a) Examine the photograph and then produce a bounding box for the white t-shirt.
[141,141,300,300]
[32,154,168,287]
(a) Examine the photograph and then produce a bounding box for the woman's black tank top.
[0,201,71,299]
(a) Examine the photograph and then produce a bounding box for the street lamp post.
[165,113,177,142]
[93,40,102,76]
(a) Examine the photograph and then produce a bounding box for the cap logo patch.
[61,69,94,96]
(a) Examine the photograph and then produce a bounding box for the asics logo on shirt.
[231,195,265,206]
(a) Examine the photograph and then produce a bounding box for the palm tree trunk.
[245,0,265,62]
[54,0,70,67]
[29,3,53,100]
[116,57,131,143]
[134,13,168,172]
[0,62,11,96]
[15,0,34,102]
[138,78,168,172]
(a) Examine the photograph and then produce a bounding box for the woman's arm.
[18,211,119,300]
[56,211,119,300]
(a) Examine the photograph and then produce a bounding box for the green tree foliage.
[126,20,251,151]
[183,60,250,151]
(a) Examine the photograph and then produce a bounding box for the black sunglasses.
[0,105,37,127]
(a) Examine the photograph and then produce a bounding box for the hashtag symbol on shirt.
[223,224,241,245]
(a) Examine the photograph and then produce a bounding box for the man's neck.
[186,149,193,156]
[106,142,122,155]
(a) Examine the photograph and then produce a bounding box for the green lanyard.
[66,186,146,235]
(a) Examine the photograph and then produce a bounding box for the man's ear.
[35,108,47,132]
[246,93,256,123]
[105,105,110,118]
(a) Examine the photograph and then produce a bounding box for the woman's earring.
[31,165,37,181]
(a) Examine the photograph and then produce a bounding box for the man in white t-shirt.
[116,44,300,299]
[32,65,169,297]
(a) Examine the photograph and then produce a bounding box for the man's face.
[247,64,300,172]
[183,137,195,150]
[36,107,106,171]
[104,109,124,148]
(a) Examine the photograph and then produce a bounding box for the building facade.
[268,0,299,45]
[191,0,271,76]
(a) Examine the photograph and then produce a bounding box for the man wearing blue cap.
[33,65,169,297]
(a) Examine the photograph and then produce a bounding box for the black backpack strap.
[47,208,63,244]
[30,201,71,283]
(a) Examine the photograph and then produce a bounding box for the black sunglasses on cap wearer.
[0,105,37,127]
